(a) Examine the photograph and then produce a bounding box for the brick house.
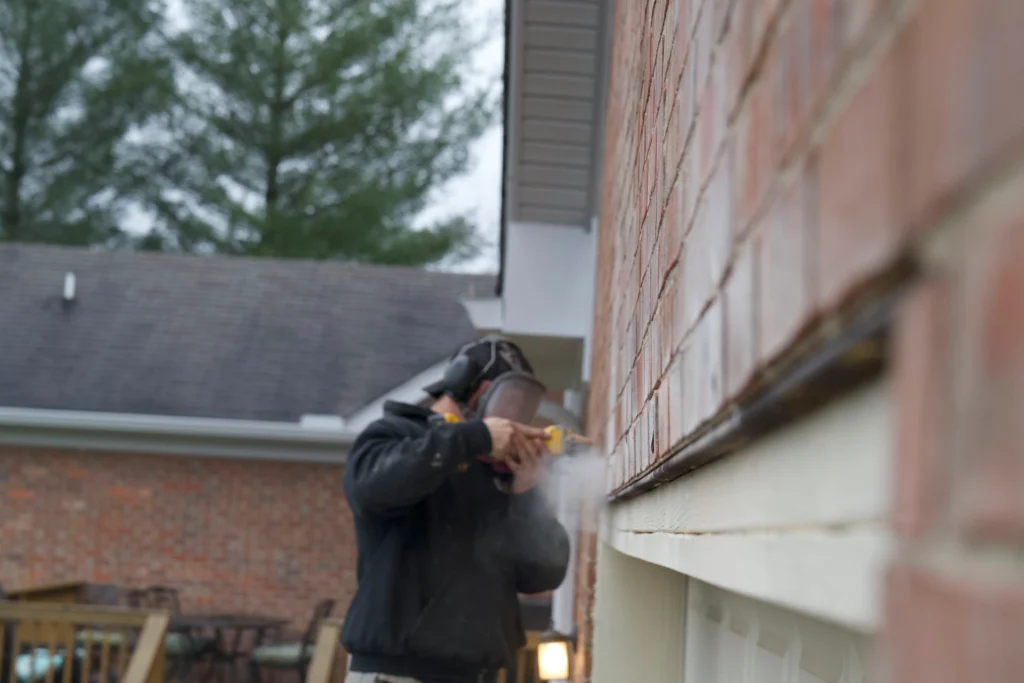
[0,243,499,626]
[486,0,1024,681]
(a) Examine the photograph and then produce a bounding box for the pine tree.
[140,0,494,265]
[0,0,173,245]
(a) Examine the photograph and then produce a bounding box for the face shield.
[475,371,548,425]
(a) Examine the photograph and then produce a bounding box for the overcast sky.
[419,0,505,274]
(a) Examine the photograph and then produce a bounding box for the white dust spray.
[541,447,608,533]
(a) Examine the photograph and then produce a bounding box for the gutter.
[496,0,514,297]
[0,407,357,464]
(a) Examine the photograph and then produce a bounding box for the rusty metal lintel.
[610,289,902,503]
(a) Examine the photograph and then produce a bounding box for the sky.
[418,0,506,274]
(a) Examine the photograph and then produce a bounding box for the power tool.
[542,424,592,456]
[440,413,590,456]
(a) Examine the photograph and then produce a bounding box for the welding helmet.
[423,335,544,421]
[475,371,548,424]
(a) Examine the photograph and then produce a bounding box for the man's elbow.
[343,470,397,514]
[519,559,569,594]
[520,533,571,593]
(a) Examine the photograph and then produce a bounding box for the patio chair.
[145,585,182,613]
[137,585,214,680]
[249,599,335,683]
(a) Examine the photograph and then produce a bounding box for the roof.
[0,244,492,422]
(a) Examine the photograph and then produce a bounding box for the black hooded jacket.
[340,401,571,681]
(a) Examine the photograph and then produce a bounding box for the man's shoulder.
[381,400,435,421]
[355,401,433,439]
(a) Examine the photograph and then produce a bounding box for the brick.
[652,310,665,385]
[807,0,840,108]
[0,446,354,628]
[818,45,902,308]
[697,297,725,423]
[886,565,1024,683]
[678,29,696,148]
[899,0,1024,232]
[667,1,686,92]
[710,0,732,43]
[955,204,1024,544]
[774,5,812,155]
[706,149,734,289]
[683,200,710,330]
[726,2,752,116]
[892,278,952,539]
[681,342,699,436]
[657,382,671,461]
[692,0,713,95]
[750,0,782,59]
[647,394,660,467]
[667,356,685,449]
[757,162,816,363]
[724,238,757,399]
[696,73,717,187]
[734,59,776,233]
[660,299,674,376]
[837,0,883,51]
[7,488,34,501]
[663,180,684,281]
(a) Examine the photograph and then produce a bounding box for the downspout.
[551,474,579,637]
[550,391,582,639]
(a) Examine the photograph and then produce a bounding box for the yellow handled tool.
[441,413,590,455]
[543,424,592,456]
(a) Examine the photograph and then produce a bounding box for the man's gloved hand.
[482,418,546,459]
[483,418,550,493]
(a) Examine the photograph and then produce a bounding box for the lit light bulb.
[537,639,570,680]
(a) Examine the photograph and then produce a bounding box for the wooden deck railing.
[0,602,168,683]
[303,619,345,683]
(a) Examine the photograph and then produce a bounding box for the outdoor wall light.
[537,629,574,681]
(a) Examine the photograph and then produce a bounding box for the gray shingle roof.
[0,244,492,421]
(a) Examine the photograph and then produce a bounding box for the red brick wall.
[582,0,1024,681]
[0,445,356,628]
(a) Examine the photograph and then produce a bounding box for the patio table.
[170,614,288,683]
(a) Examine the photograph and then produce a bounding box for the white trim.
[601,380,894,632]
[604,524,892,633]
[342,361,448,431]
[461,297,503,332]
[0,407,356,463]
[591,542,688,683]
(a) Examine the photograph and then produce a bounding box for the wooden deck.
[0,602,168,683]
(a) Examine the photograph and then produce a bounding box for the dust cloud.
[542,448,608,533]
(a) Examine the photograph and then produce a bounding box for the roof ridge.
[0,242,496,281]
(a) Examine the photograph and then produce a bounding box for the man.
[341,336,571,683]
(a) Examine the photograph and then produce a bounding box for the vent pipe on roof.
[62,272,76,307]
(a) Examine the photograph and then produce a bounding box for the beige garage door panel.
[684,579,870,683]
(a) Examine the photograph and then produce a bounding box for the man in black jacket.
[341,337,571,683]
